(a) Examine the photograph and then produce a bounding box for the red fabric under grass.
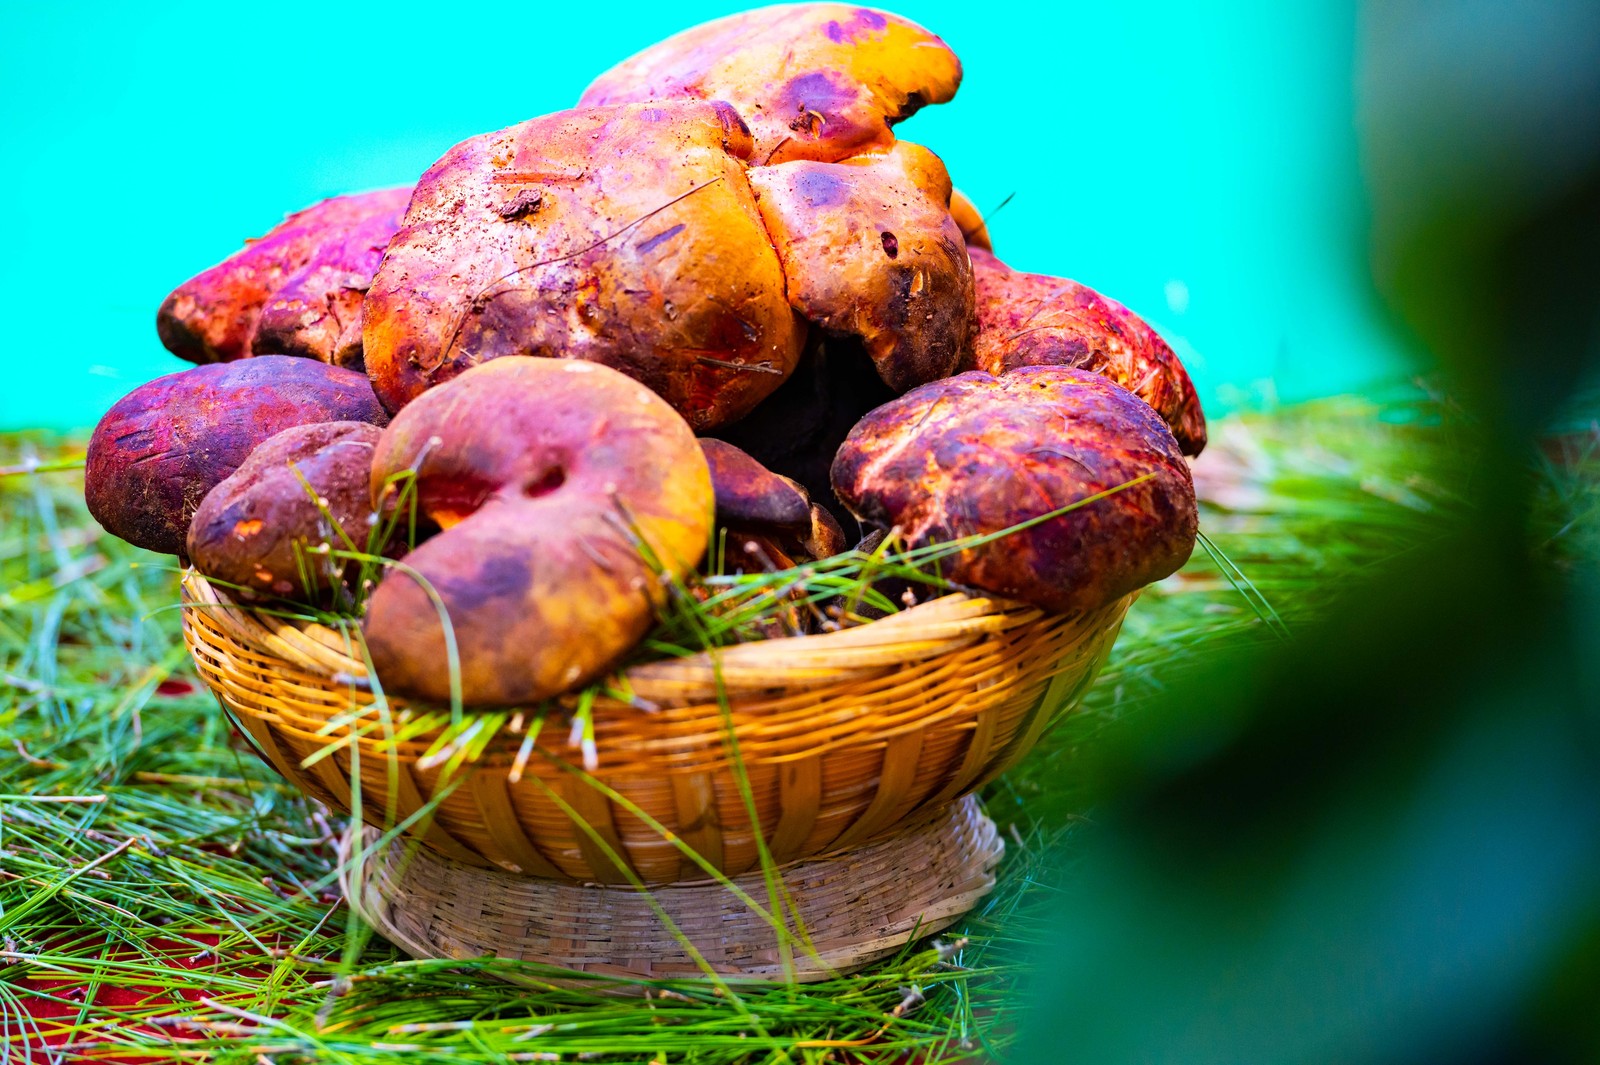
[6,932,277,1063]
[153,678,196,698]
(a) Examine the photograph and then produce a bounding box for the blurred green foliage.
[1014,2,1600,1062]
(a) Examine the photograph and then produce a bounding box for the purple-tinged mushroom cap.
[962,247,1207,456]
[84,357,389,556]
[156,188,411,368]
[831,366,1198,615]
[187,422,383,601]
[700,439,813,531]
[579,4,962,165]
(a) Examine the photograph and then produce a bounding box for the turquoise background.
[0,1,1406,431]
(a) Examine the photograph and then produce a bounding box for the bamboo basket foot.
[341,795,1003,982]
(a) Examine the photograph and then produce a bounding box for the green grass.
[0,393,1524,1063]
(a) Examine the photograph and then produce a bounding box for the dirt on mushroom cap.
[748,140,975,392]
[362,100,807,430]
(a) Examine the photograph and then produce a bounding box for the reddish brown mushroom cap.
[700,439,812,530]
[84,357,389,556]
[747,140,975,392]
[964,247,1207,455]
[831,367,1198,615]
[362,101,806,429]
[362,359,713,706]
[187,422,382,601]
[156,188,411,368]
[699,442,847,586]
[580,4,962,165]
[803,504,848,558]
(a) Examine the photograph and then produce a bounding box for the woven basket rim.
[179,569,1070,709]
[182,568,1135,877]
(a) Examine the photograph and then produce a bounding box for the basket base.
[341,796,1003,982]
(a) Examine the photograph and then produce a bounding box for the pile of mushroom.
[84,3,1204,707]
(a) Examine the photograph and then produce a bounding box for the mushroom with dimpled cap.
[361,358,714,706]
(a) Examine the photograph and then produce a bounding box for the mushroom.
[157,188,411,369]
[699,438,845,638]
[361,358,713,705]
[84,357,389,556]
[962,246,1207,455]
[949,188,993,251]
[701,439,847,574]
[702,438,812,532]
[712,335,897,533]
[831,367,1198,615]
[579,3,962,165]
[187,422,384,603]
[362,100,807,428]
[746,140,975,392]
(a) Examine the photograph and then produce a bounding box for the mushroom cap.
[363,100,806,430]
[747,140,975,392]
[831,367,1197,615]
[699,441,847,585]
[700,439,812,530]
[963,247,1207,455]
[948,188,992,251]
[156,188,411,367]
[187,422,382,600]
[714,335,897,531]
[803,503,848,559]
[84,357,389,556]
[580,3,962,165]
[362,358,713,706]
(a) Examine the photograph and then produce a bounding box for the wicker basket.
[182,570,1131,885]
[340,793,1003,981]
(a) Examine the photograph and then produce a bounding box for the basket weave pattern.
[182,571,1131,884]
[341,794,1004,981]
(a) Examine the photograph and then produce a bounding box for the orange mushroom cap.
[363,100,806,430]
[362,359,712,705]
[580,4,962,165]
[948,188,993,252]
[747,140,975,392]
